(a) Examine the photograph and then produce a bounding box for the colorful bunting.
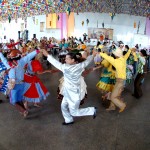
[0,1,149,21]
[82,21,84,26]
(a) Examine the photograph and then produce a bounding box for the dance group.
[0,38,148,125]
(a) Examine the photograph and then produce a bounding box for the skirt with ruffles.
[23,74,49,103]
[0,74,9,95]
[96,68,116,93]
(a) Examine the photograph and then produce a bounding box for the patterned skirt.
[0,74,9,95]
[96,68,116,93]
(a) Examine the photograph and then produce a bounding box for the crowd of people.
[0,35,149,125]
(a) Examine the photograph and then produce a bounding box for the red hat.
[7,49,22,59]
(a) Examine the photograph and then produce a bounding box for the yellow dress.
[96,59,116,92]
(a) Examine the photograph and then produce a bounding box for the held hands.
[41,49,49,57]
[131,47,136,52]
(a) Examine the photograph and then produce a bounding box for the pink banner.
[62,13,68,40]
[146,18,150,37]
[56,13,62,29]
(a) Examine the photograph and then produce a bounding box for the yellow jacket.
[100,49,131,79]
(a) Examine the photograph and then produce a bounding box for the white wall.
[74,13,147,47]
[0,12,149,47]
[0,15,61,42]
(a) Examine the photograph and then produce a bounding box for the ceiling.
[0,0,150,22]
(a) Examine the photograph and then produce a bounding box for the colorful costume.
[100,48,131,112]
[96,59,115,93]
[8,51,38,105]
[133,51,146,98]
[0,62,9,95]
[57,76,87,105]
[23,60,49,103]
[47,54,95,124]
[126,55,134,84]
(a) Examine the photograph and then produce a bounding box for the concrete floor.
[0,62,150,150]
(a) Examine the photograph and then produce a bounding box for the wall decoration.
[32,17,35,24]
[102,22,104,28]
[134,22,136,28]
[0,1,149,22]
[36,19,38,25]
[137,21,141,34]
[82,21,84,26]
[21,23,24,32]
[40,22,45,32]
[86,19,89,25]
[88,28,113,40]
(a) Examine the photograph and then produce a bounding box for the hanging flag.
[82,21,84,26]
[137,21,140,34]
[86,19,89,25]
[102,22,104,28]
[8,15,11,23]
[66,6,71,16]
[134,22,136,28]
[57,15,60,21]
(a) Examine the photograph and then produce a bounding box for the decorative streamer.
[82,21,84,26]
[137,21,140,34]
[134,21,136,28]
[86,19,89,25]
[102,22,104,28]
[0,1,149,21]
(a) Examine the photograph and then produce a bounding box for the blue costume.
[0,62,9,94]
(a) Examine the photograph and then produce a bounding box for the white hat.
[112,47,123,57]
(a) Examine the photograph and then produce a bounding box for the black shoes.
[62,121,74,125]
[93,107,97,119]
[0,100,3,103]
[132,94,140,99]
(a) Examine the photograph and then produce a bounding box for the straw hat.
[112,47,123,57]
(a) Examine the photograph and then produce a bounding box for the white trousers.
[61,97,95,123]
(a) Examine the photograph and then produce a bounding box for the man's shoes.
[132,94,140,99]
[119,104,126,113]
[106,106,116,111]
[0,100,3,103]
[62,121,74,125]
[93,107,97,119]
[6,95,9,99]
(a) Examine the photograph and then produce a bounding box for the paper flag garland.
[86,19,89,25]
[82,21,84,26]
[0,1,149,21]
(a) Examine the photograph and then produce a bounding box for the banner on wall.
[88,28,113,40]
